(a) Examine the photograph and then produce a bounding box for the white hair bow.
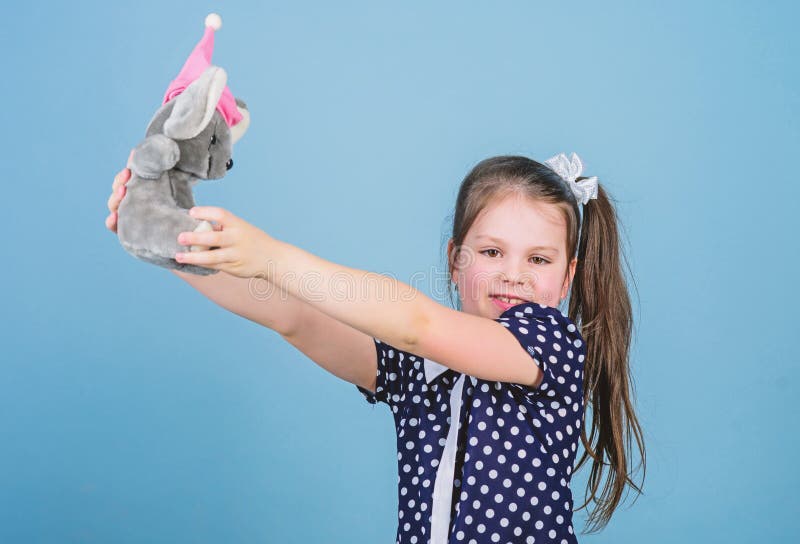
[544,152,599,205]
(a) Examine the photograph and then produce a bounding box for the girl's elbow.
[404,299,435,351]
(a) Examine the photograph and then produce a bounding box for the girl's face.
[448,193,577,318]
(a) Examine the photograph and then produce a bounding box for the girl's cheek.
[462,265,493,295]
[536,275,561,304]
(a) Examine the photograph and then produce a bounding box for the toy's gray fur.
[117,65,248,275]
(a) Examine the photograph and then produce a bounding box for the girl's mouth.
[490,295,527,311]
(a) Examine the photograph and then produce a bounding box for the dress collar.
[423,358,453,384]
[424,358,478,388]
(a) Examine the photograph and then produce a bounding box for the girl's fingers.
[112,167,131,192]
[106,211,117,233]
[175,247,232,265]
[107,184,125,213]
[106,150,134,233]
[189,206,232,226]
[177,229,226,247]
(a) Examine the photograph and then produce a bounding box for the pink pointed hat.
[162,13,244,129]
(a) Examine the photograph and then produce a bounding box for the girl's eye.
[481,249,549,264]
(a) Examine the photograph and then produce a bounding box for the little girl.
[106,150,645,543]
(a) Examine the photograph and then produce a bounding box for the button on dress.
[357,302,586,544]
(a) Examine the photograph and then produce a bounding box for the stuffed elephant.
[117,14,249,276]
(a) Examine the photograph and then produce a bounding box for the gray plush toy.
[117,13,250,276]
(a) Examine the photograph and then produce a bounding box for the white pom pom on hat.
[205,13,222,30]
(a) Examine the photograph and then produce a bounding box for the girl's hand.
[105,149,135,233]
[174,207,275,278]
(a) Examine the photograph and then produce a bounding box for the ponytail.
[569,181,646,533]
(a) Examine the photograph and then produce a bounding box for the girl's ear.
[561,257,577,299]
[447,238,458,283]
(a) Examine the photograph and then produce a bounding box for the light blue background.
[2,1,797,542]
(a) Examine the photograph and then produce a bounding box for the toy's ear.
[163,66,227,140]
[230,97,250,144]
[130,134,180,179]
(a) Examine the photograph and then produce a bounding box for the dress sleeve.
[494,303,586,474]
[355,337,408,409]
[494,303,585,402]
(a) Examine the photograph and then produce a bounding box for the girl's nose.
[501,263,535,288]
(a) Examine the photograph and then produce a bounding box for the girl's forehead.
[470,195,566,234]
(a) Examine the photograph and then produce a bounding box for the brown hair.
[443,155,645,533]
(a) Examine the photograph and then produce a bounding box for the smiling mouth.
[491,295,528,304]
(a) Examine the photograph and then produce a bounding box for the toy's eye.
[211,135,217,145]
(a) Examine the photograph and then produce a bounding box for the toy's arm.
[129,134,180,179]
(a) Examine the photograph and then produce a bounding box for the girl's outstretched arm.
[170,269,378,390]
[170,269,295,335]
[106,159,377,389]
[175,206,546,388]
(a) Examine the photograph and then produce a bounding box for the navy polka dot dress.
[357,302,586,544]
